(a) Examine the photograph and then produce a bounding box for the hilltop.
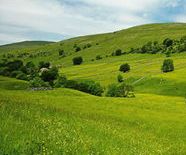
[0,23,186,66]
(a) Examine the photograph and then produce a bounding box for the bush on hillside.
[41,67,59,85]
[59,49,65,56]
[64,79,104,96]
[117,74,124,83]
[73,56,83,65]
[115,49,122,56]
[119,63,130,73]
[162,59,174,73]
[16,72,28,81]
[163,38,173,47]
[54,75,67,88]
[29,77,50,88]
[6,60,23,71]
[106,82,134,97]
[75,46,81,52]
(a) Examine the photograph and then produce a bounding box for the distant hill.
[0,41,55,52]
[0,23,186,66]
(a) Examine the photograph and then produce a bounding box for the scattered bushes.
[106,83,134,97]
[83,43,92,49]
[119,63,130,73]
[162,59,174,73]
[73,56,83,65]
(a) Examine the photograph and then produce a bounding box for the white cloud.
[0,0,185,44]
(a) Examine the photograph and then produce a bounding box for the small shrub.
[59,50,65,56]
[73,56,83,65]
[119,63,130,73]
[115,49,122,56]
[117,74,123,83]
[162,59,174,73]
[75,46,81,52]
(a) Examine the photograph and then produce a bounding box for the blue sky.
[0,0,186,45]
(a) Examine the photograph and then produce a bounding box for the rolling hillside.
[0,23,186,154]
[0,23,186,66]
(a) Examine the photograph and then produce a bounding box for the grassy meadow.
[0,23,186,154]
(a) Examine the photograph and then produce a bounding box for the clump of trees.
[106,82,134,98]
[73,56,83,65]
[119,63,130,73]
[162,59,174,73]
[129,36,186,54]
[0,59,58,88]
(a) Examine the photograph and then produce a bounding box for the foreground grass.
[0,77,186,154]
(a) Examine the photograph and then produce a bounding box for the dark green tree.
[72,56,83,65]
[119,63,130,73]
[162,59,174,73]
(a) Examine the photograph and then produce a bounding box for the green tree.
[41,67,59,84]
[73,56,83,65]
[163,38,173,47]
[162,59,174,73]
[119,63,130,73]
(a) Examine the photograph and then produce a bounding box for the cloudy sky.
[0,0,186,45]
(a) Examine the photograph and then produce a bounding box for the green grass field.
[0,23,186,154]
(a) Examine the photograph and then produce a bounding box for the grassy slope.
[0,76,186,154]
[0,23,186,66]
[0,23,186,154]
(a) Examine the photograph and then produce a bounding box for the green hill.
[0,23,186,66]
[0,41,55,52]
[0,23,186,154]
